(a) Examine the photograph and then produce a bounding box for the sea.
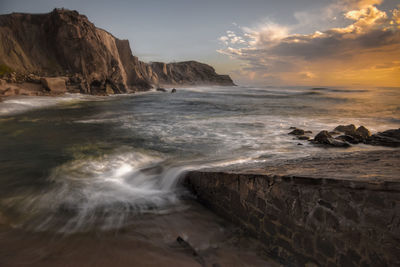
[0,85,399,265]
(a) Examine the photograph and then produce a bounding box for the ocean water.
[0,86,399,233]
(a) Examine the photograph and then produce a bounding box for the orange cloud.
[218,0,400,87]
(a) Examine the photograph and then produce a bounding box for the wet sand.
[0,200,279,267]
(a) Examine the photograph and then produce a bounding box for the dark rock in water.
[156,87,167,92]
[335,124,356,133]
[339,125,371,143]
[171,88,177,93]
[329,131,340,136]
[356,126,371,139]
[366,128,400,147]
[297,135,310,140]
[345,131,364,142]
[336,135,359,144]
[289,128,305,135]
[313,130,350,147]
[297,143,303,145]
[289,126,297,130]
[314,131,332,143]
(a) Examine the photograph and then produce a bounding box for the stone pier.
[184,150,400,266]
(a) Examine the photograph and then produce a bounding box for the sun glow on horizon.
[217,0,400,87]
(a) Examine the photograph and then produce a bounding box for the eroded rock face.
[0,9,234,95]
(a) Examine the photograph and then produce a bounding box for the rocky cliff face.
[150,61,234,86]
[0,9,234,96]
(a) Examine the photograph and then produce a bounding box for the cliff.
[0,8,234,96]
[151,61,234,86]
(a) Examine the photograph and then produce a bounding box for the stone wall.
[184,171,400,266]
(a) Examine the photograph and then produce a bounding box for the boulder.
[335,124,356,133]
[356,126,371,139]
[336,135,359,144]
[339,125,371,143]
[313,130,350,147]
[289,128,305,135]
[314,131,332,144]
[366,129,400,147]
[171,88,177,93]
[40,77,67,93]
[156,87,167,92]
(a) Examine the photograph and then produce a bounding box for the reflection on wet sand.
[0,200,278,267]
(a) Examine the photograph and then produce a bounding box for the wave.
[310,87,369,93]
[0,94,99,116]
[1,149,192,233]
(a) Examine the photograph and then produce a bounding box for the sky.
[1,0,399,87]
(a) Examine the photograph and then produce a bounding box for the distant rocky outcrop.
[289,124,400,148]
[150,61,234,86]
[0,8,234,97]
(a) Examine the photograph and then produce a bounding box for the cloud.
[218,0,400,86]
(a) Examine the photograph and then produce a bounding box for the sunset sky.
[1,0,399,87]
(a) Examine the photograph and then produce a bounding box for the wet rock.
[335,124,356,133]
[355,126,371,139]
[40,77,67,93]
[298,136,310,140]
[171,88,177,93]
[329,131,340,136]
[336,135,359,144]
[313,131,350,147]
[366,128,400,147]
[314,131,331,143]
[156,87,167,92]
[289,128,305,135]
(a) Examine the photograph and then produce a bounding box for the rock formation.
[150,61,234,86]
[290,124,400,148]
[0,8,234,97]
